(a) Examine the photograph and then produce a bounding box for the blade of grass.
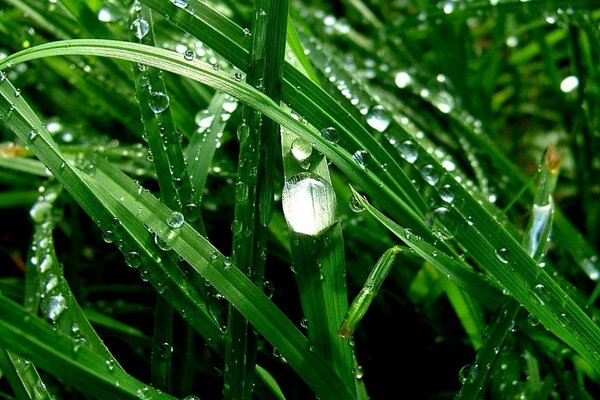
[0,295,175,400]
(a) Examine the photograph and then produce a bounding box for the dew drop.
[41,295,66,322]
[105,359,115,372]
[439,184,454,203]
[420,164,439,186]
[130,18,149,40]
[397,140,418,164]
[291,137,312,162]
[125,251,141,268]
[166,211,185,228]
[195,109,214,129]
[352,150,370,168]
[426,206,457,240]
[533,284,546,306]
[222,96,238,113]
[395,71,412,88]
[349,193,366,212]
[282,172,337,236]
[171,0,189,8]
[354,365,364,380]
[149,91,170,113]
[30,201,52,223]
[581,256,599,281]
[432,90,454,114]
[496,248,509,264]
[183,49,195,61]
[39,254,52,273]
[560,75,578,93]
[320,127,339,143]
[365,105,391,132]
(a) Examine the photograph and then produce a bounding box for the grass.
[0,0,599,399]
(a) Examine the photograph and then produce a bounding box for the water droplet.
[527,313,540,327]
[352,150,370,168]
[223,96,238,113]
[282,172,337,236]
[533,284,546,306]
[195,109,214,129]
[395,71,412,88]
[432,90,454,114]
[41,295,66,322]
[320,127,339,143]
[183,49,195,61]
[171,0,189,8]
[439,184,454,203]
[426,206,457,240]
[156,342,173,358]
[136,387,151,399]
[166,211,184,228]
[300,318,309,329]
[420,164,439,186]
[397,140,418,164]
[105,359,115,372]
[354,365,364,379]
[290,137,312,163]
[149,91,170,113]
[349,193,366,212]
[560,75,579,93]
[581,256,599,281]
[30,201,52,223]
[97,7,114,22]
[39,254,52,273]
[125,251,141,268]
[130,18,149,40]
[496,248,509,264]
[235,180,248,201]
[365,105,391,132]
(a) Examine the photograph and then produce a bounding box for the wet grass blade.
[0,295,175,400]
[224,1,289,398]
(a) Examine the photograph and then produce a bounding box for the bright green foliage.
[1,1,599,399]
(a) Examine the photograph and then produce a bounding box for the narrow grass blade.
[0,295,175,400]
[224,1,289,398]
[338,246,398,339]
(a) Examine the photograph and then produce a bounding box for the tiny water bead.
[166,211,185,228]
[352,150,370,168]
[171,0,189,8]
[365,105,391,132]
[149,91,170,113]
[183,49,195,61]
[291,137,313,162]
[320,126,339,143]
[281,172,337,236]
[130,18,149,40]
[397,140,418,164]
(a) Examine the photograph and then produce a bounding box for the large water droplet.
[125,251,141,268]
[439,184,454,203]
[166,211,185,228]
[397,140,418,164]
[582,256,599,281]
[282,172,337,236]
[365,105,391,132]
[41,295,67,322]
[432,90,454,114]
[426,206,457,240]
[149,92,170,113]
[560,75,578,93]
[130,18,149,40]
[30,201,52,223]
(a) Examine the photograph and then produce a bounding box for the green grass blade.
[0,295,175,400]
[338,246,398,339]
[0,348,54,400]
[224,1,289,398]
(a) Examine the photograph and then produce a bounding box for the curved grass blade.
[0,348,54,400]
[0,295,175,400]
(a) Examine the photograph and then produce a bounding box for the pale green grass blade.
[0,157,49,177]
[338,246,398,339]
[0,295,174,400]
